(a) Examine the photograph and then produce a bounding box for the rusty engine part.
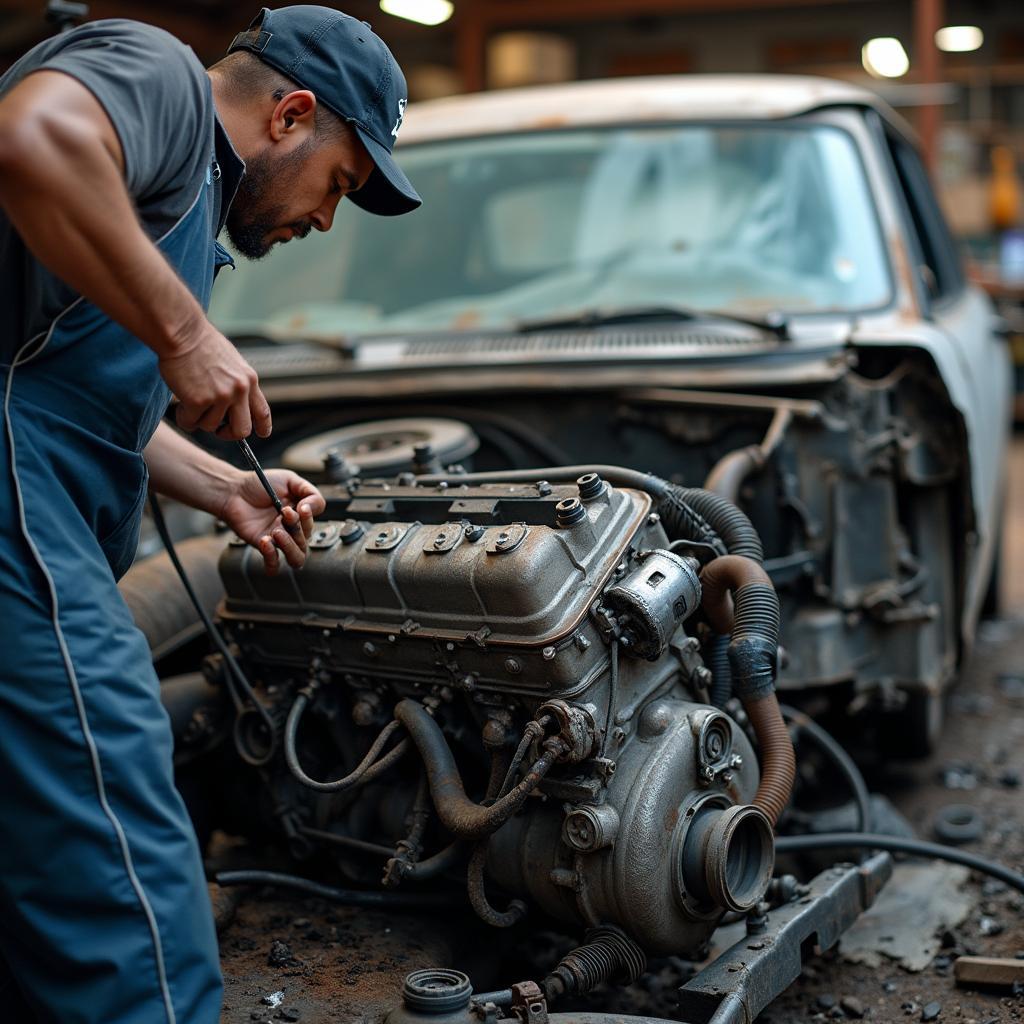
[205,462,792,959]
[280,416,480,483]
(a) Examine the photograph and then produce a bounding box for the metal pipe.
[394,700,566,839]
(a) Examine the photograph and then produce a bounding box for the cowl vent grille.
[400,330,774,359]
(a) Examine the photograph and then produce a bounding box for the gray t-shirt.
[0,19,214,354]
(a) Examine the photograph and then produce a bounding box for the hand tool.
[237,438,302,533]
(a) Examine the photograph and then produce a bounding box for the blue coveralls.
[0,122,234,1021]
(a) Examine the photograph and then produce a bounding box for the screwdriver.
[237,437,302,534]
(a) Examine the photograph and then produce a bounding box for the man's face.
[225,131,375,259]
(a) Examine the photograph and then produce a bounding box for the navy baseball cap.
[228,6,421,217]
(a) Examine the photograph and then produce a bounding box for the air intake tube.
[699,555,795,827]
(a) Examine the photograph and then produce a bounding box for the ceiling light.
[935,25,983,52]
[862,37,910,79]
[379,0,453,26]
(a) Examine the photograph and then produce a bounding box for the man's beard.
[225,144,314,260]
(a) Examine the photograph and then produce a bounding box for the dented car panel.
[206,76,1010,757]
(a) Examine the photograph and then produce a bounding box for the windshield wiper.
[227,329,353,355]
[514,304,790,340]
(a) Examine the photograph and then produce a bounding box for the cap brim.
[348,126,421,217]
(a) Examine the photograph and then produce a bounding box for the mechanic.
[0,6,419,1022]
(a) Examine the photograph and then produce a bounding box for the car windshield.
[209,123,892,339]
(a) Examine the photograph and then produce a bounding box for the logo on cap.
[391,98,407,139]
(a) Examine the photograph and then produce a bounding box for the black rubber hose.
[774,834,1024,895]
[149,495,276,737]
[707,634,732,708]
[413,465,670,497]
[664,486,763,563]
[659,493,728,557]
[403,840,466,881]
[394,700,565,840]
[779,705,871,836]
[283,693,408,793]
[466,841,527,928]
[214,870,454,908]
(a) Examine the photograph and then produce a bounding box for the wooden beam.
[913,0,943,173]
[955,956,1024,990]
[476,0,879,27]
[455,4,486,93]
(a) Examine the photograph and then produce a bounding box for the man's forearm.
[144,421,242,517]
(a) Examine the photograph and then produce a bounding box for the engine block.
[215,473,776,956]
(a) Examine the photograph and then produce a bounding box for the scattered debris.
[933,804,985,845]
[978,916,1005,937]
[996,673,1024,700]
[840,994,865,1018]
[839,863,972,972]
[261,991,284,1008]
[955,955,1024,989]
[938,762,982,790]
[921,1001,942,1021]
[267,940,301,968]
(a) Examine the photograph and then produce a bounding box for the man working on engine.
[0,6,419,1020]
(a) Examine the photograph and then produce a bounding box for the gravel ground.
[216,443,1024,1024]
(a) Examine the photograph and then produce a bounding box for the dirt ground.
[215,442,1024,1024]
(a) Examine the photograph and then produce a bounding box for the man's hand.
[220,468,326,575]
[160,321,272,440]
[144,424,323,574]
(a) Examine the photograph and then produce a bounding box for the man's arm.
[0,70,269,440]
[145,422,324,573]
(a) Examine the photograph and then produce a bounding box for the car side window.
[884,131,965,303]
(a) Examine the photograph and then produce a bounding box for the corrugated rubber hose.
[700,555,795,827]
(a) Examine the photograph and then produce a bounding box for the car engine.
[204,452,796,965]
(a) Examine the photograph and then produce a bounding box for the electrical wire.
[149,495,276,737]
[283,694,408,792]
[214,870,454,908]
[774,833,1024,895]
[779,704,871,835]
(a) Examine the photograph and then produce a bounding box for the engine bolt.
[339,519,364,545]
[730,755,744,770]
[504,658,522,675]
[542,646,556,661]
[363,641,378,658]
[576,473,604,501]
[433,535,446,547]
[555,497,586,528]
[537,480,552,496]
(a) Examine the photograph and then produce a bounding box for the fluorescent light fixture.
[379,0,453,26]
[862,37,909,79]
[935,25,983,52]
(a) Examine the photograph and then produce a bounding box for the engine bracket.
[676,852,893,1023]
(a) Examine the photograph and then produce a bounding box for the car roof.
[398,74,914,146]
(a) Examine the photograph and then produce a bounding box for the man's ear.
[269,90,317,142]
